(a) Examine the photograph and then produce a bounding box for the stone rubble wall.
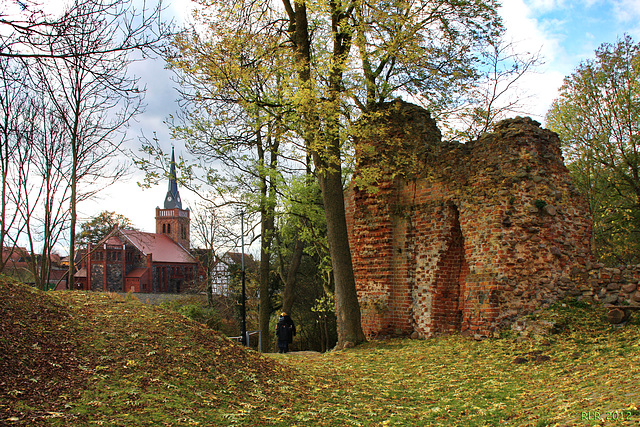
[345,101,596,339]
[570,263,640,305]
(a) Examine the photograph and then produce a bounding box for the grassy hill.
[0,279,303,426]
[2,278,639,426]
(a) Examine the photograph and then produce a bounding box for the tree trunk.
[281,237,304,315]
[68,144,77,290]
[259,213,273,352]
[284,0,365,348]
[257,126,279,352]
[316,165,365,348]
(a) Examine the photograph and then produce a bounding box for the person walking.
[276,312,296,353]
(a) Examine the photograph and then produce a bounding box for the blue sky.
[499,0,640,120]
[25,0,640,245]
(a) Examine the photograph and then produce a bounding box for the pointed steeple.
[164,147,182,209]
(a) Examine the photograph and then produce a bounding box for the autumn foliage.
[2,279,639,425]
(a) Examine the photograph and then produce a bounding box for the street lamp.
[240,210,247,346]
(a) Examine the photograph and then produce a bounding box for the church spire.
[164,147,182,209]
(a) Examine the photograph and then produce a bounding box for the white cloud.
[527,0,567,12]
[612,0,640,38]
[612,0,640,21]
[498,1,569,121]
[514,69,567,123]
[164,0,198,26]
[500,0,563,62]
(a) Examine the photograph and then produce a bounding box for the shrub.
[161,299,223,331]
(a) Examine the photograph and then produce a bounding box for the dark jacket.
[276,315,296,343]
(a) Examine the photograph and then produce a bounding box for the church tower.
[156,147,191,249]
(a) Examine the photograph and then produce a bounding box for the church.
[75,149,199,293]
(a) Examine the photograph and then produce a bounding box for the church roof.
[126,267,149,278]
[118,229,197,264]
[104,235,124,246]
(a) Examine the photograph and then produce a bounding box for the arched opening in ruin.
[431,204,468,334]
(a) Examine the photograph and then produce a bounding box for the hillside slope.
[0,279,303,426]
[3,278,640,426]
[1,279,90,424]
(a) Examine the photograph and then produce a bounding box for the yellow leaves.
[124,359,138,368]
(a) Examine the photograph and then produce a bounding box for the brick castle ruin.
[345,101,597,339]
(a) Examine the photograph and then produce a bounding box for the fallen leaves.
[2,280,639,426]
[0,279,91,426]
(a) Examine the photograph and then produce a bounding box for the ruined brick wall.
[345,101,593,338]
[573,263,640,305]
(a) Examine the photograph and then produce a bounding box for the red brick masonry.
[345,101,593,338]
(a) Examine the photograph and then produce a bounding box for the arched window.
[162,224,166,233]
[167,224,171,233]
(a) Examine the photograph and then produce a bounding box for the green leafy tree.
[77,211,136,247]
[547,35,640,265]
[159,15,313,351]
[175,0,502,348]
[275,174,338,351]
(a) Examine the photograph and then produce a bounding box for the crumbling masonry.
[345,101,594,338]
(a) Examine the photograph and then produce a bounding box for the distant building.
[192,250,256,297]
[2,246,67,289]
[2,246,30,272]
[75,148,199,293]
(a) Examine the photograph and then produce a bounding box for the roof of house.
[48,269,68,280]
[118,229,197,264]
[126,267,149,278]
[104,235,125,246]
[2,246,64,269]
[208,251,258,270]
[2,246,28,262]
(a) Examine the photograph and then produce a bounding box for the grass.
[2,278,639,426]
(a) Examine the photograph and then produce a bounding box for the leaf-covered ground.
[2,278,639,426]
[1,279,304,426]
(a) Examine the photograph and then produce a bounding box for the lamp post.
[240,210,247,346]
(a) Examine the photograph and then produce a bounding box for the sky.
[20,0,640,252]
[499,0,640,121]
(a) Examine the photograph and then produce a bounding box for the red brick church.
[75,149,199,293]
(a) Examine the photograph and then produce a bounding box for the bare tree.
[0,1,170,290]
[190,201,237,306]
[0,57,30,273]
[21,97,72,290]
[33,0,160,288]
[0,55,72,288]
[442,37,542,141]
[1,0,171,286]
[0,0,169,59]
